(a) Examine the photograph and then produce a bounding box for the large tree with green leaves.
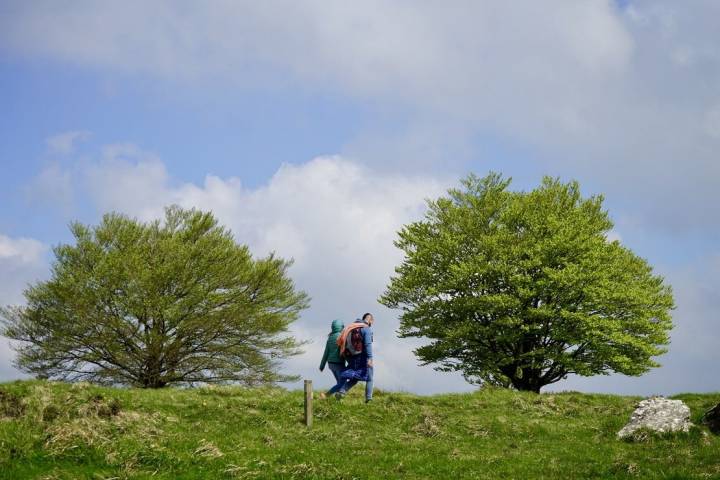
[1,206,309,388]
[380,174,674,393]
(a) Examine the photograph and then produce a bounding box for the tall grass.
[0,380,718,479]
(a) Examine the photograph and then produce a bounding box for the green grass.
[0,380,718,479]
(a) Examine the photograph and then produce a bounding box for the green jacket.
[320,319,345,370]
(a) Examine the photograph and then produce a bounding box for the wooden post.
[304,379,313,427]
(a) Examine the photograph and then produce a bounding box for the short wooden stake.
[304,379,313,427]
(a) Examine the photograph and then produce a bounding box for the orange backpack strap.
[337,324,364,356]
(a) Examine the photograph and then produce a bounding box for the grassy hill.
[0,380,718,479]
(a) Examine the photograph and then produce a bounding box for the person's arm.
[320,340,329,371]
[363,327,373,364]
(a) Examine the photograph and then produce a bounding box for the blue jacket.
[360,320,373,359]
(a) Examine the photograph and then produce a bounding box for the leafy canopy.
[380,173,674,392]
[1,206,309,388]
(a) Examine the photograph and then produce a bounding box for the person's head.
[330,319,344,333]
[362,312,374,326]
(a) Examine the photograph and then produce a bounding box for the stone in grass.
[617,396,692,439]
[702,403,720,434]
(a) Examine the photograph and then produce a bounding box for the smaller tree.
[1,206,309,388]
[380,173,675,393]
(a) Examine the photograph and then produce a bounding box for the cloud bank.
[2,1,718,233]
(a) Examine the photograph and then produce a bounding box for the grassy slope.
[0,381,719,479]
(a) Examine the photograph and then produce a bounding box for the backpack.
[344,328,364,357]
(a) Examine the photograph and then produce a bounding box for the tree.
[1,206,309,388]
[380,173,674,393]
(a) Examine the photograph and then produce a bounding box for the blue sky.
[0,57,369,228]
[1,1,718,394]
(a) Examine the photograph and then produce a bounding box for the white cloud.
[33,145,471,392]
[84,143,170,220]
[605,230,622,243]
[46,130,91,155]
[26,162,75,211]
[0,233,47,382]
[83,148,444,279]
[3,1,719,235]
[0,2,634,82]
[0,234,45,265]
[0,2,634,138]
[172,157,472,393]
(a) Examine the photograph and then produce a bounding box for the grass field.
[0,380,718,479]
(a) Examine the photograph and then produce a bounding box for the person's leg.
[330,363,342,382]
[365,366,374,402]
[328,382,345,395]
[337,355,362,398]
[334,378,356,399]
[328,364,347,394]
[327,363,347,395]
[340,378,358,394]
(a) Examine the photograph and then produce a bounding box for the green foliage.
[1,380,719,479]
[380,173,675,392]
[1,206,309,388]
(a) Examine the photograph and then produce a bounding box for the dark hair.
[361,313,373,321]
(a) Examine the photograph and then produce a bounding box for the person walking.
[319,319,347,399]
[335,313,374,403]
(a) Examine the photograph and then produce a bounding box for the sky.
[0,0,718,395]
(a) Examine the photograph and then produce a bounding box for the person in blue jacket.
[336,313,375,403]
[319,319,347,399]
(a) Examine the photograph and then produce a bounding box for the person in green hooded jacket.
[319,319,347,398]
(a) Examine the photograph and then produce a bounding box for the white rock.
[617,396,693,438]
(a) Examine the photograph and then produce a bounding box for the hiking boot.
[365,398,372,404]
[334,392,345,400]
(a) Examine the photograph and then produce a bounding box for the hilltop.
[0,380,718,479]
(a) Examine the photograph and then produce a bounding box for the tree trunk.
[513,383,541,394]
[139,376,167,388]
[510,374,542,393]
[140,353,167,388]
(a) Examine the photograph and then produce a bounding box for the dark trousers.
[326,362,347,394]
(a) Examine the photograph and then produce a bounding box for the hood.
[331,319,344,333]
